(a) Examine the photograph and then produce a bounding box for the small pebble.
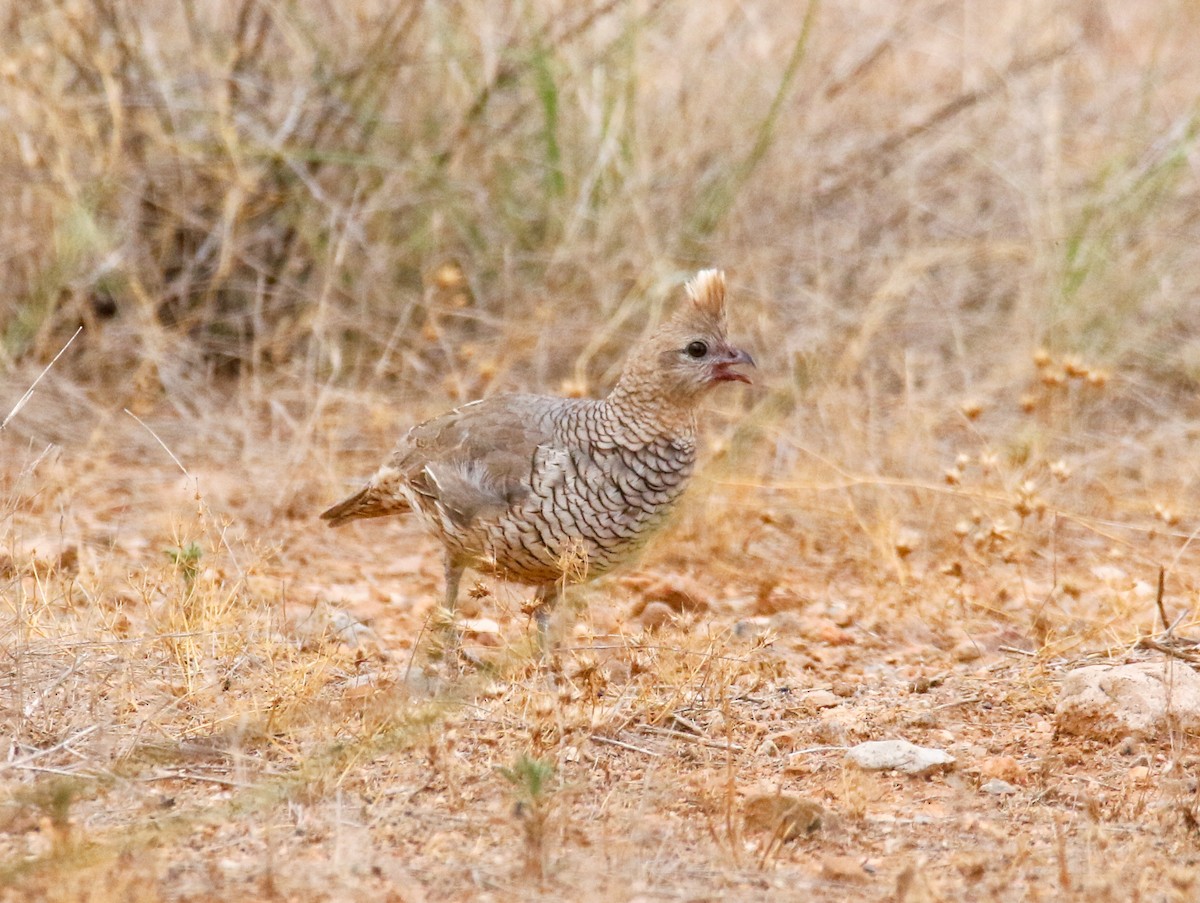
[953,640,982,662]
[981,779,1018,795]
[804,689,841,709]
[821,855,868,883]
[1127,765,1151,783]
[978,755,1023,783]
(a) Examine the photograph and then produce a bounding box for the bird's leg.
[533,582,562,652]
[437,557,466,659]
[443,557,464,618]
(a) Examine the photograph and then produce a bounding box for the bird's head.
[611,269,755,414]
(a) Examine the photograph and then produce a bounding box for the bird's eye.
[685,340,709,359]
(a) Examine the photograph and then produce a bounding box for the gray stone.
[1056,661,1200,739]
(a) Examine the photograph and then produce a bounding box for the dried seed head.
[1014,481,1045,518]
[961,399,984,420]
[558,378,589,398]
[572,652,598,675]
[531,694,556,720]
[1040,370,1066,388]
[556,684,579,705]
[1063,355,1088,378]
[1155,504,1180,527]
[894,528,922,558]
[433,262,466,290]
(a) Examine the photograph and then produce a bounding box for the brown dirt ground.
[4,391,1200,902]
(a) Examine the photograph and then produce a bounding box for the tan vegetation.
[4,0,1200,899]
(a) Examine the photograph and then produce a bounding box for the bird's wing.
[390,394,578,527]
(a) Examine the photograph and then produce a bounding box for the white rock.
[845,739,955,776]
[1056,662,1200,739]
[981,779,1018,795]
[329,609,377,647]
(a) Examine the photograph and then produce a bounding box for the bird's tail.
[320,486,406,527]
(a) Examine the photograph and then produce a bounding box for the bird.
[320,269,754,643]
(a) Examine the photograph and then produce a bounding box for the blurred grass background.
[2,0,1200,516]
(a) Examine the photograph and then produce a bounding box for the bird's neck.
[605,380,698,444]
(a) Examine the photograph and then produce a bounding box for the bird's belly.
[469,484,682,584]
[409,440,695,585]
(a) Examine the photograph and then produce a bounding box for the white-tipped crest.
[685,269,726,320]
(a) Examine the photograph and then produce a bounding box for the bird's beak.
[712,347,755,384]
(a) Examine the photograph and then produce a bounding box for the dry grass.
[4,0,1200,899]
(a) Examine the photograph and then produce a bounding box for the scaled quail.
[321,269,754,637]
